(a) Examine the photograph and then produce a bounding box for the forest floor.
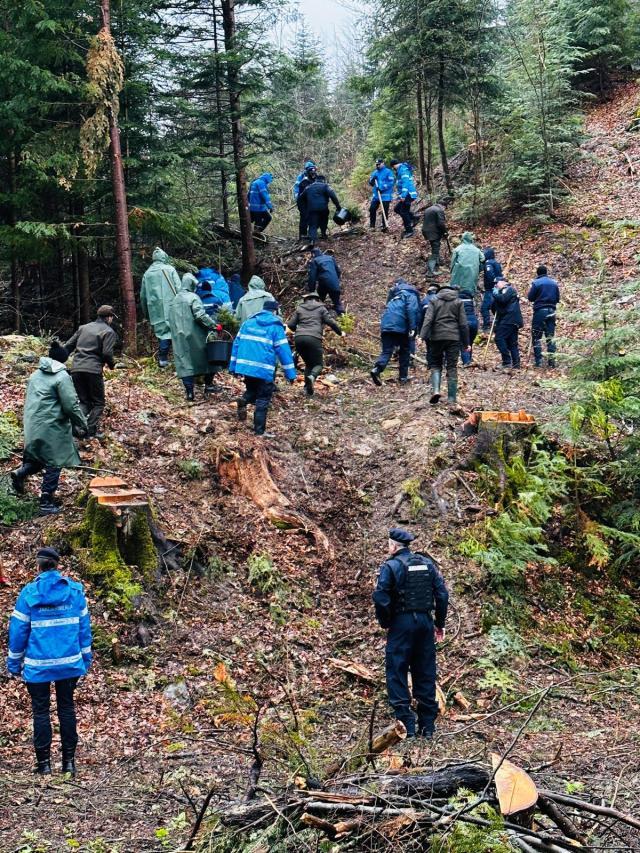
[1,84,639,852]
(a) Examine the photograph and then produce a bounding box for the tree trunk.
[212,0,230,230]
[416,77,427,186]
[8,150,20,332]
[100,0,137,352]
[424,87,433,195]
[78,242,91,323]
[220,0,256,283]
[437,56,452,195]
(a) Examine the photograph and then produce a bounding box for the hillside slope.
[0,85,639,852]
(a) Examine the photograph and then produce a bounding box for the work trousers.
[394,198,414,232]
[295,335,324,380]
[427,340,460,382]
[250,210,272,232]
[495,323,521,367]
[461,318,478,365]
[72,371,105,436]
[26,677,79,757]
[426,239,442,274]
[481,290,494,330]
[308,210,329,242]
[16,458,61,497]
[532,308,557,366]
[297,199,308,238]
[375,332,411,380]
[385,613,438,736]
[369,198,390,228]
[317,281,344,315]
[242,377,276,435]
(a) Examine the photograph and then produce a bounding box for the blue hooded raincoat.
[369,166,395,201]
[8,570,92,683]
[230,311,297,382]
[395,163,418,200]
[248,173,274,212]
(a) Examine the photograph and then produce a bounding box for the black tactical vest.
[395,553,435,614]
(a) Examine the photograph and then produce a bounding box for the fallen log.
[381,763,490,798]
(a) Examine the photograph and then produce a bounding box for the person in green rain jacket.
[10,351,88,515]
[167,274,217,402]
[235,275,275,325]
[140,247,182,367]
[449,232,485,296]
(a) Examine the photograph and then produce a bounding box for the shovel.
[375,181,389,231]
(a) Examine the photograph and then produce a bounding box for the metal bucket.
[333,208,351,226]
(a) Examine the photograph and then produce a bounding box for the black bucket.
[206,335,233,366]
[333,207,351,226]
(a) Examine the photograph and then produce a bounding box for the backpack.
[393,551,440,615]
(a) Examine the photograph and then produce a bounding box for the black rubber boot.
[39,495,61,516]
[185,388,195,402]
[35,749,52,776]
[61,752,76,777]
[236,399,248,421]
[370,367,383,387]
[304,376,315,396]
[10,467,27,495]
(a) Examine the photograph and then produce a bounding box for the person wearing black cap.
[10,343,88,514]
[7,547,93,776]
[373,528,449,739]
[64,305,118,439]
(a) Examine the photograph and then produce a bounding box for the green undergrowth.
[0,411,21,460]
[0,489,39,525]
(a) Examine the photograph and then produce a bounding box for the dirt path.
[1,85,639,852]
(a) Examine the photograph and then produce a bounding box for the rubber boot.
[35,748,52,776]
[427,256,437,277]
[62,751,76,777]
[370,367,383,387]
[236,399,248,421]
[185,388,195,402]
[304,376,315,397]
[10,466,28,495]
[447,379,458,404]
[429,370,442,404]
[39,495,61,516]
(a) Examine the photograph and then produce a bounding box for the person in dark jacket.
[387,278,422,361]
[287,293,344,396]
[482,248,503,331]
[228,273,246,309]
[7,547,92,776]
[299,175,340,243]
[370,284,421,386]
[373,528,448,738]
[63,306,117,440]
[307,248,344,314]
[528,265,560,367]
[248,172,274,232]
[422,202,448,276]
[420,285,470,406]
[10,347,88,515]
[368,158,395,230]
[294,163,317,239]
[492,279,523,368]
[459,293,478,366]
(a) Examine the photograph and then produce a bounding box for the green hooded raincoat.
[168,274,217,378]
[23,358,88,468]
[140,247,182,340]
[449,232,485,295]
[235,275,274,325]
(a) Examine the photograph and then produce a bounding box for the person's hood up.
[260,173,273,184]
[229,273,241,286]
[462,232,474,243]
[254,310,283,328]
[484,247,495,260]
[152,247,169,263]
[311,248,322,258]
[304,160,315,169]
[247,275,267,292]
[25,570,72,607]
[197,267,219,282]
[302,292,320,300]
[38,356,66,374]
[181,273,198,292]
[436,287,459,301]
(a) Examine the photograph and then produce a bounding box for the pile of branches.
[193,721,640,852]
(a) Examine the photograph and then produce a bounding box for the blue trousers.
[385,613,438,736]
[317,281,344,315]
[495,323,520,367]
[532,308,557,366]
[158,338,171,358]
[375,332,411,380]
[17,459,61,497]
[481,291,494,329]
[394,198,414,232]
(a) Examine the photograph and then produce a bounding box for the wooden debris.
[492,753,539,816]
[329,658,378,684]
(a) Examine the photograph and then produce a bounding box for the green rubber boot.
[429,370,442,404]
[447,379,458,404]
